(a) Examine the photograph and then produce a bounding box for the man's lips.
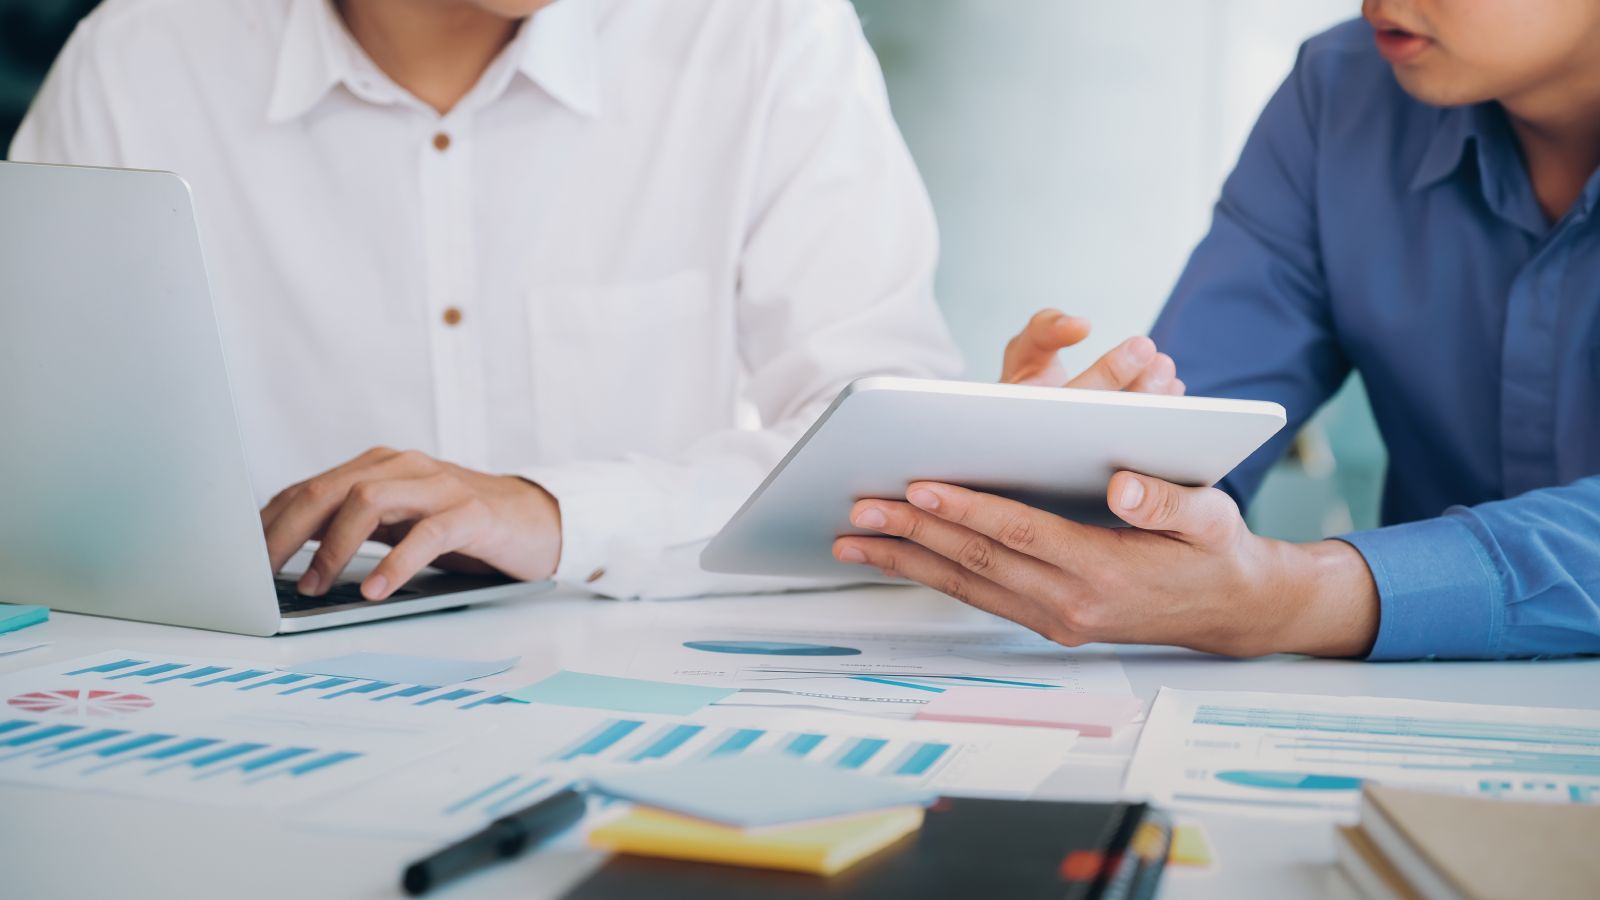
[1372,24,1432,64]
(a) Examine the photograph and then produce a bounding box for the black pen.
[401,785,588,896]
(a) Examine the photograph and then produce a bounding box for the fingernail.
[1119,477,1145,511]
[854,508,887,529]
[297,570,322,595]
[363,575,388,601]
[908,489,940,511]
[838,547,867,564]
[1123,337,1156,364]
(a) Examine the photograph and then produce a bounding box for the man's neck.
[337,0,519,116]
[1501,54,1600,223]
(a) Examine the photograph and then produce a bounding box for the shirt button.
[442,306,463,327]
[432,132,451,152]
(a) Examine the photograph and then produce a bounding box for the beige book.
[1355,784,1600,900]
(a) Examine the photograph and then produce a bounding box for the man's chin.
[1391,67,1492,109]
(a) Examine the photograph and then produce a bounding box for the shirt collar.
[266,0,601,124]
[511,0,601,117]
[266,0,349,124]
[1410,102,1547,236]
[1408,104,1481,193]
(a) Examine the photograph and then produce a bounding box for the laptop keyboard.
[274,578,422,613]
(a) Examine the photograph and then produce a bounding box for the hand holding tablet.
[699,377,1286,580]
[703,313,1382,658]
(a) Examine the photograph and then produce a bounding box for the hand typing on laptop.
[260,450,562,602]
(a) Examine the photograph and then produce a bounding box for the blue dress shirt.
[1151,20,1600,660]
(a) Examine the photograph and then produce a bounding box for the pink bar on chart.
[914,689,1143,737]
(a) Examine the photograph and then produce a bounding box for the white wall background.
[854,0,1354,378]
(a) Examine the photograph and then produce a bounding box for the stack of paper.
[587,753,934,875]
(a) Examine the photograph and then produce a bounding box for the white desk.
[5,584,1596,900]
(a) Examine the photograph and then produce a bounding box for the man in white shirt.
[10,0,1173,601]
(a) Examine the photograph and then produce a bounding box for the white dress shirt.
[10,0,962,597]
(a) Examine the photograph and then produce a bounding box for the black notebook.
[563,797,1168,900]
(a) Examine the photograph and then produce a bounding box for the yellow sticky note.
[1169,823,1213,868]
[589,805,923,876]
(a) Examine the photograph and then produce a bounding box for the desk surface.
[5,585,1595,900]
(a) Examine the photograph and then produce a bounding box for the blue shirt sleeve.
[1343,476,1600,660]
[1150,42,1351,508]
[1151,37,1600,660]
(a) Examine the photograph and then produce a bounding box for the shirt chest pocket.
[526,270,727,461]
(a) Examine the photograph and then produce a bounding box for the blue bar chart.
[46,653,519,714]
[0,716,373,806]
[437,717,957,829]
[299,703,1077,839]
[542,716,956,779]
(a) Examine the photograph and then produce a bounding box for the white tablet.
[700,377,1286,579]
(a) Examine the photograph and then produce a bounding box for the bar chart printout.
[1124,689,1600,821]
[0,716,404,808]
[7,651,525,714]
[298,706,1076,840]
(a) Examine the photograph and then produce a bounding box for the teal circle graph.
[683,640,862,657]
[1215,770,1363,791]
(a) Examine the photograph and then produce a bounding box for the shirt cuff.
[518,462,631,586]
[1338,513,1506,661]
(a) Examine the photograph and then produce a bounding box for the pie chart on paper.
[7,689,155,717]
[683,641,862,657]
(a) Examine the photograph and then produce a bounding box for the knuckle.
[348,480,384,508]
[958,536,994,573]
[409,519,447,546]
[1151,488,1183,527]
[300,478,337,503]
[1058,603,1104,638]
[996,514,1038,550]
[394,449,432,469]
[937,572,972,604]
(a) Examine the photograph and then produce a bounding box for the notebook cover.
[1364,785,1600,900]
[564,797,1148,900]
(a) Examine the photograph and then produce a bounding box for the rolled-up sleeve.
[1343,476,1600,660]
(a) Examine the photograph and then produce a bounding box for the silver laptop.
[0,161,552,635]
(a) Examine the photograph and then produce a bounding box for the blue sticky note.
[0,604,47,635]
[591,753,936,828]
[504,670,735,715]
[285,652,517,686]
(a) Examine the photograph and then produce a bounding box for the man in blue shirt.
[831,6,1600,660]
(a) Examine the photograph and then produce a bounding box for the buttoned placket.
[417,109,491,470]
[1499,211,1587,498]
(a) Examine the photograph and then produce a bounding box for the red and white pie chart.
[7,689,155,717]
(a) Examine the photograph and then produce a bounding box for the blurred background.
[0,0,1385,541]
